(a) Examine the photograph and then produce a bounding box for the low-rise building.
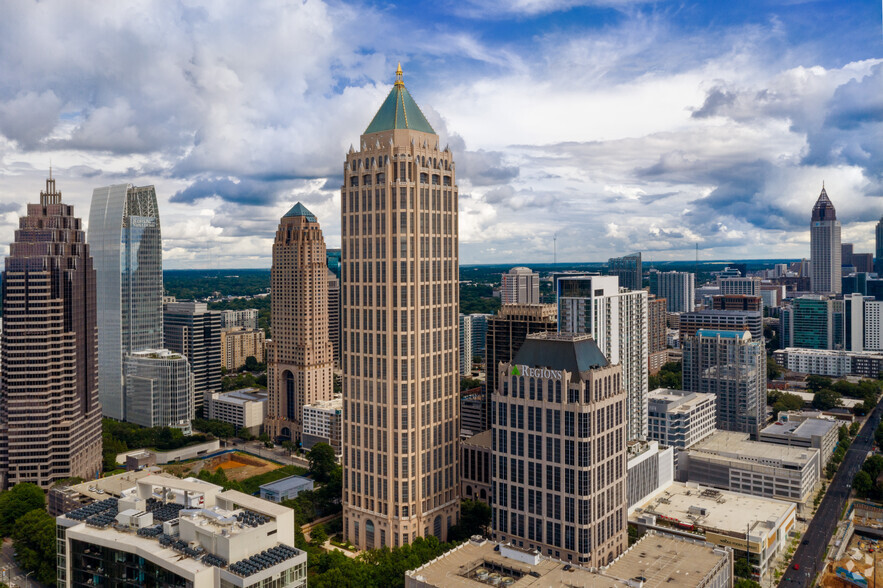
[206,388,268,435]
[773,347,883,378]
[626,440,674,512]
[56,475,307,588]
[460,430,492,505]
[259,475,315,503]
[759,417,839,466]
[681,431,820,509]
[302,396,342,452]
[48,469,173,517]
[459,388,486,438]
[648,388,717,476]
[405,533,733,588]
[631,481,796,581]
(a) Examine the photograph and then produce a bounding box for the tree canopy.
[649,362,682,391]
[11,509,56,585]
[0,483,45,537]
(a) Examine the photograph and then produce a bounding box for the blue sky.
[0,0,880,268]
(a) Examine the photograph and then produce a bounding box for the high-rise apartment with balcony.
[651,271,695,313]
[89,184,164,421]
[492,333,628,565]
[0,176,102,488]
[266,203,334,443]
[557,276,648,440]
[501,267,540,304]
[341,66,460,549]
[811,185,841,295]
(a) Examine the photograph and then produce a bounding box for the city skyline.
[0,1,880,268]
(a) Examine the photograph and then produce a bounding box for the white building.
[653,271,695,313]
[220,308,259,331]
[648,388,716,476]
[719,277,762,297]
[557,275,649,440]
[501,266,540,305]
[845,294,883,352]
[773,347,883,378]
[56,475,307,588]
[206,388,267,434]
[626,440,674,512]
[302,396,343,453]
[124,349,194,434]
[459,314,473,376]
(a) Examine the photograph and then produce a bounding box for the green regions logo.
[509,365,521,376]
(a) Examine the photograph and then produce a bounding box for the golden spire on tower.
[394,62,404,87]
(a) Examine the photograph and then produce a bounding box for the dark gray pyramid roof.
[283,202,317,222]
[812,185,836,222]
[511,333,609,381]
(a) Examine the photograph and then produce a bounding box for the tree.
[244,355,259,372]
[649,362,682,391]
[839,425,850,443]
[460,378,481,391]
[812,389,842,411]
[310,523,328,547]
[862,455,883,480]
[0,483,46,536]
[854,471,874,498]
[767,358,782,381]
[770,392,804,418]
[448,499,492,541]
[308,443,337,484]
[851,421,861,436]
[11,509,56,585]
[734,557,754,579]
[281,441,296,456]
[806,375,834,392]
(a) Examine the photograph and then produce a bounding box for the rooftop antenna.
[554,233,558,266]
[695,243,699,275]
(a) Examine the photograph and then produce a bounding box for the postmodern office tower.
[484,304,558,430]
[652,271,695,313]
[501,267,541,304]
[266,203,334,442]
[682,329,766,440]
[492,333,628,565]
[810,185,841,295]
[0,176,102,488]
[608,252,642,291]
[163,301,221,412]
[341,66,460,549]
[558,276,649,440]
[876,216,883,275]
[89,184,163,421]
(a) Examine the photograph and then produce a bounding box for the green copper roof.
[364,66,435,135]
[283,202,316,222]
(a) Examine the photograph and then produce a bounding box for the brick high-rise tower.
[266,203,334,443]
[342,65,460,549]
[0,176,103,488]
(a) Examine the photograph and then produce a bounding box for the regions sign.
[510,365,563,380]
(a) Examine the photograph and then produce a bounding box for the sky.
[0,0,880,268]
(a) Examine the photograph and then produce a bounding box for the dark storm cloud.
[171,178,280,206]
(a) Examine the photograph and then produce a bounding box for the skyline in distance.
[0,1,880,268]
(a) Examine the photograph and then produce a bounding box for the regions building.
[56,475,307,588]
[492,333,628,566]
[0,176,102,489]
[221,327,266,371]
[680,431,820,509]
[302,397,342,453]
[460,429,492,505]
[631,481,796,581]
[484,304,557,430]
[341,66,460,549]
[679,310,763,341]
[206,388,267,435]
[810,185,841,295]
[501,267,540,305]
[220,309,259,331]
[163,301,222,412]
[405,533,733,588]
[124,349,194,433]
[759,417,838,466]
[88,183,164,421]
[647,388,717,476]
[651,271,695,313]
[626,440,674,511]
[557,275,649,440]
[266,203,334,444]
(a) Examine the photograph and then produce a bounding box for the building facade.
[711,294,763,312]
[484,304,558,430]
[219,309,259,331]
[163,302,222,412]
[124,349,194,433]
[648,296,668,374]
[0,176,103,488]
[626,441,674,511]
[608,252,642,292]
[780,295,844,350]
[719,277,761,297]
[680,309,763,341]
[877,215,883,275]
[341,67,460,549]
[206,388,267,434]
[501,267,540,305]
[810,185,842,295]
[459,314,473,376]
[492,333,628,566]
[266,203,334,443]
[845,293,883,352]
[647,388,716,475]
[221,327,266,371]
[682,330,766,439]
[88,184,163,421]
[773,347,883,378]
[327,268,341,365]
[302,397,343,453]
[461,429,492,505]
[557,276,649,440]
[652,271,695,313]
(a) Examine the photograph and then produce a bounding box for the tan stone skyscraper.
[342,65,460,549]
[266,203,334,442]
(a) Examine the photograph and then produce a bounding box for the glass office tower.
[89,185,163,420]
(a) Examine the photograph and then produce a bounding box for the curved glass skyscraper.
[89,184,164,420]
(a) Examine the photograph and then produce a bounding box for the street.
[777,399,883,587]
[0,538,46,588]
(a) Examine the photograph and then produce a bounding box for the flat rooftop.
[405,534,730,588]
[632,481,795,534]
[212,388,268,405]
[65,469,175,501]
[761,418,837,439]
[690,431,819,465]
[257,475,313,494]
[462,429,492,450]
[648,389,715,411]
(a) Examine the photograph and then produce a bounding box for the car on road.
[802,539,809,545]
[793,563,800,570]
